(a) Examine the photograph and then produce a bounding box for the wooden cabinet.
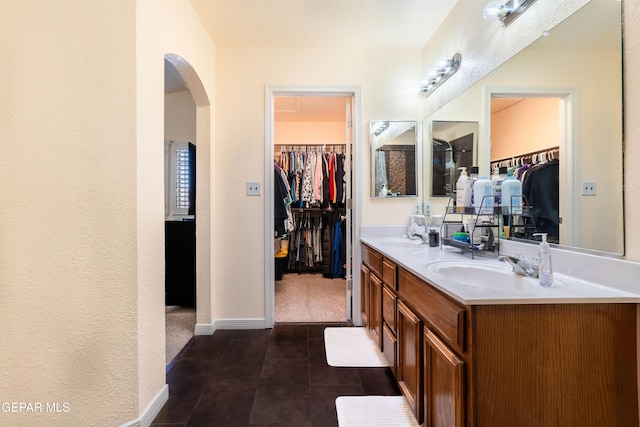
[397,299,422,422]
[424,327,464,427]
[369,273,382,346]
[360,243,639,427]
[382,322,397,376]
[382,284,397,373]
[360,263,370,327]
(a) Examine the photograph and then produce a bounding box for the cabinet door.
[369,273,382,347]
[360,264,370,327]
[424,327,464,427]
[382,322,397,376]
[397,299,422,422]
[382,284,397,333]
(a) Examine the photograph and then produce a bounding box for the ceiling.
[188,0,457,48]
[167,1,458,96]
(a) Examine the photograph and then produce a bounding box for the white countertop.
[361,232,640,305]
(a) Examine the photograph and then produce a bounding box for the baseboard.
[215,318,267,330]
[194,322,215,335]
[194,318,267,335]
[119,384,169,427]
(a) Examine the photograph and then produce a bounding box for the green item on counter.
[452,232,469,242]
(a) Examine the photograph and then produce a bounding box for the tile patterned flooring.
[151,324,401,426]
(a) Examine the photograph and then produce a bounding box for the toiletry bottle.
[469,166,479,206]
[492,166,508,208]
[455,167,471,212]
[473,176,494,214]
[501,176,522,214]
[379,184,387,197]
[534,233,553,287]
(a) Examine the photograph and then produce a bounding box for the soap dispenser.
[534,233,553,287]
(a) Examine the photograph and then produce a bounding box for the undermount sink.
[425,261,540,292]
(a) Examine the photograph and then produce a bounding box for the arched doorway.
[164,53,212,364]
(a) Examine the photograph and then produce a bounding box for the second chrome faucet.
[498,254,539,278]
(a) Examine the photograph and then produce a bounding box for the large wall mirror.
[370,120,417,197]
[424,0,623,255]
[431,121,478,197]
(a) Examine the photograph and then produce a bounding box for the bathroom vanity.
[360,236,639,427]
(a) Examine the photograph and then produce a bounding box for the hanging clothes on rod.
[491,146,560,242]
[276,145,347,210]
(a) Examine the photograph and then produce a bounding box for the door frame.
[264,85,363,328]
[483,86,578,247]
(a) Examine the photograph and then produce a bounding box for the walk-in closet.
[490,96,561,243]
[273,95,352,323]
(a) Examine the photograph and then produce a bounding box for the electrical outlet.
[246,181,261,196]
[413,201,422,215]
[582,181,596,196]
[423,201,432,217]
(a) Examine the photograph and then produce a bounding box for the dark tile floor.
[151,324,401,426]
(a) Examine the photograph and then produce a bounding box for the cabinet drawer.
[382,258,397,289]
[382,284,397,333]
[362,244,383,278]
[398,268,466,354]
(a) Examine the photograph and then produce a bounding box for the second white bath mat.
[324,327,388,367]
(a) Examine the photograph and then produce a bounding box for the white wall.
[625,1,640,261]
[165,90,197,143]
[0,1,138,425]
[422,0,590,118]
[214,46,423,320]
[0,0,216,424]
[136,0,216,419]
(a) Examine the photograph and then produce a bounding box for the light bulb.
[483,1,511,21]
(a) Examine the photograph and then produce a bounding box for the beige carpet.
[324,327,388,367]
[275,273,347,323]
[335,396,419,427]
[166,306,196,364]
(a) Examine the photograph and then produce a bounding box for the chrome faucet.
[498,254,539,278]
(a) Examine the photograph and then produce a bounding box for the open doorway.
[266,87,361,326]
[164,59,197,365]
[485,88,576,246]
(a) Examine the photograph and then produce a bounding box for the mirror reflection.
[431,121,478,197]
[423,0,623,255]
[370,120,417,197]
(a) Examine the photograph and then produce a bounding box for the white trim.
[194,322,215,335]
[265,85,363,328]
[215,318,267,329]
[483,86,578,247]
[119,385,169,427]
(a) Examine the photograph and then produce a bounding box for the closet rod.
[491,146,559,167]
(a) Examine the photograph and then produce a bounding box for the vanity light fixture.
[419,53,461,98]
[483,0,537,27]
[371,121,389,136]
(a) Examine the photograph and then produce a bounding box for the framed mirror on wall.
[422,0,623,255]
[370,120,417,198]
[431,121,478,197]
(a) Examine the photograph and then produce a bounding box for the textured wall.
[422,0,590,118]
[0,1,138,425]
[136,0,216,417]
[624,1,640,261]
[215,46,423,320]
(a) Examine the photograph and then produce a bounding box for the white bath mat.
[324,327,388,367]
[335,396,419,427]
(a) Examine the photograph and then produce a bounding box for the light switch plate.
[246,181,261,196]
[582,181,596,196]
